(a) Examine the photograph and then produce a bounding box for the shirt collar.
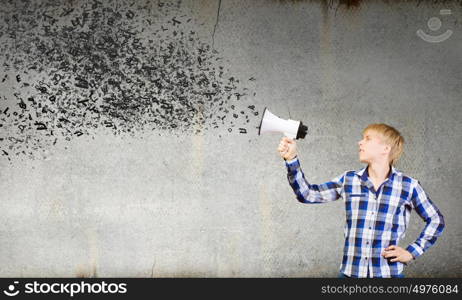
[355,165,401,182]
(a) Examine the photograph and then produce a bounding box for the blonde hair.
[363,123,404,166]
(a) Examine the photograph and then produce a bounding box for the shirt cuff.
[406,243,424,260]
[284,156,300,172]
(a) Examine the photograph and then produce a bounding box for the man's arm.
[285,157,345,204]
[405,181,445,259]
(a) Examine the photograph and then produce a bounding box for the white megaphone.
[258,107,308,139]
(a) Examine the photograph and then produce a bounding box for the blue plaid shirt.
[285,157,445,278]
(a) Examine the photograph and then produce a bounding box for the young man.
[277,124,445,278]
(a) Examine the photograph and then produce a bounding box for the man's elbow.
[430,210,445,236]
[437,211,445,234]
[295,192,321,204]
[296,193,310,204]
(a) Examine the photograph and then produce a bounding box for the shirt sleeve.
[405,181,445,259]
[285,157,345,204]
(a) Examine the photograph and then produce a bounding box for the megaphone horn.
[258,107,308,139]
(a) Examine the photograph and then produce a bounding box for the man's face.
[358,130,390,164]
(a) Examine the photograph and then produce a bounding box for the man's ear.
[383,144,392,155]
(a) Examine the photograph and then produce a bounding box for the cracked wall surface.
[0,0,461,277]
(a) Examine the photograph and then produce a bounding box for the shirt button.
[365,257,368,260]
[369,227,372,229]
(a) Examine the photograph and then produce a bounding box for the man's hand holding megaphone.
[258,107,306,160]
[278,137,297,161]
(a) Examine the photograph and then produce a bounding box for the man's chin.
[359,157,368,164]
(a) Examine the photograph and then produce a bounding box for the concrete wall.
[0,0,461,277]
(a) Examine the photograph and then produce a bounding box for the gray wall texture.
[0,0,461,277]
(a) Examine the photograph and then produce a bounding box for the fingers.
[383,245,408,263]
[277,143,288,158]
[384,254,398,262]
[278,137,296,159]
[277,143,288,153]
[382,251,396,258]
[278,139,289,151]
[382,248,399,258]
[280,137,296,146]
[278,149,288,156]
[283,137,295,144]
[385,245,396,251]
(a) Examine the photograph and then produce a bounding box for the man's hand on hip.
[382,245,414,263]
